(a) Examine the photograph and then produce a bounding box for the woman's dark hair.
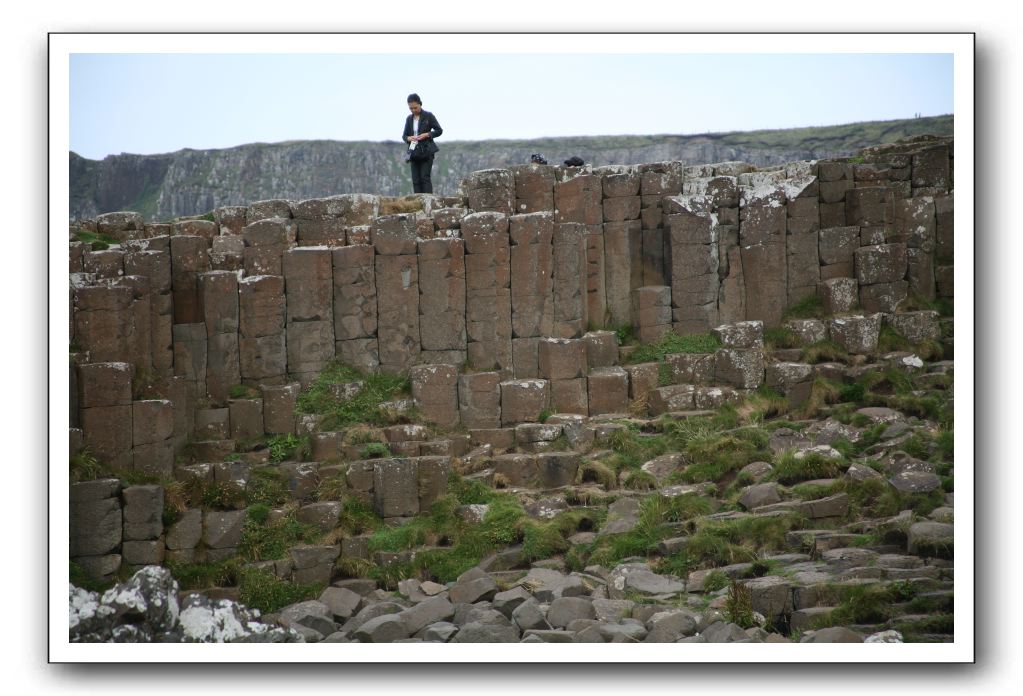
[407,93,422,105]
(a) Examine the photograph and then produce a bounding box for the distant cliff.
[69,115,953,220]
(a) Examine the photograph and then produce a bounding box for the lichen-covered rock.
[889,310,941,343]
[829,314,882,354]
[70,566,302,643]
[608,563,684,600]
[711,321,764,349]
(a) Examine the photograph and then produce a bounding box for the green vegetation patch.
[267,434,310,463]
[725,580,758,628]
[625,332,721,365]
[239,508,322,562]
[238,566,325,614]
[678,429,771,484]
[296,360,412,428]
[801,340,851,365]
[782,295,825,320]
[229,384,261,399]
[72,229,120,250]
[166,558,243,593]
[584,493,711,571]
[683,514,799,570]
[70,448,104,483]
[245,467,291,507]
[773,449,844,485]
[840,477,948,519]
[764,326,803,350]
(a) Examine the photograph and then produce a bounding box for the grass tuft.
[296,360,411,428]
[625,332,721,365]
[783,295,825,320]
[773,449,844,485]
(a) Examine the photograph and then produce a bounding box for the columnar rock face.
[500,379,550,426]
[239,275,286,385]
[511,164,556,214]
[332,245,379,372]
[583,330,619,369]
[210,234,244,271]
[639,161,684,232]
[70,479,122,577]
[374,215,420,374]
[132,399,174,478]
[632,286,672,344]
[820,278,858,315]
[242,216,295,277]
[373,458,420,517]
[124,248,173,375]
[587,367,629,415]
[509,213,555,367]
[458,372,502,429]
[538,338,587,415]
[603,220,643,326]
[292,198,345,246]
[555,173,602,226]
[114,275,153,377]
[170,236,211,324]
[583,227,607,328]
[668,206,720,334]
[889,310,941,343]
[73,284,136,365]
[855,244,908,312]
[463,212,513,372]
[79,362,134,471]
[785,174,821,306]
[417,238,467,365]
[818,226,858,280]
[739,184,787,326]
[262,383,300,435]
[283,248,335,383]
[893,196,937,301]
[199,271,240,401]
[829,314,882,354]
[552,223,588,338]
[409,364,459,427]
[465,169,515,216]
[69,141,954,502]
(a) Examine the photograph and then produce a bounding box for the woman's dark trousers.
[410,156,434,193]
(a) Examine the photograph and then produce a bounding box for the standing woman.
[403,93,443,194]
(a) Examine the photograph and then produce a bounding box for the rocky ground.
[70,311,954,644]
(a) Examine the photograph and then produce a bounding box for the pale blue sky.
[69,53,953,160]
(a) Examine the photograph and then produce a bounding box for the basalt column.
[373,214,420,374]
[739,182,788,327]
[784,165,822,307]
[238,275,287,387]
[417,237,467,366]
[552,223,589,339]
[170,235,209,325]
[603,219,643,328]
[332,245,379,373]
[124,244,174,376]
[463,211,513,373]
[198,270,240,402]
[283,247,335,386]
[667,201,720,335]
[509,211,554,378]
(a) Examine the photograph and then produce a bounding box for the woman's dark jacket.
[402,110,443,156]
